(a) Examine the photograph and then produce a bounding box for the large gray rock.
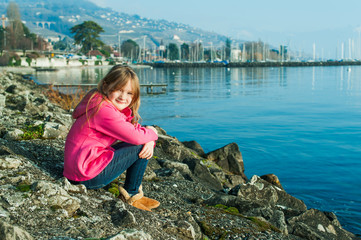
[5,84,18,94]
[184,158,223,190]
[0,156,22,169]
[163,220,197,240]
[0,220,34,240]
[230,175,307,212]
[206,143,247,181]
[107,229,152,240]
[43,122,68,139]
[182,140,205,156]
[288,209,355,240]
[5,95,27,111]
[32,181,81,216]
[3,129,24,141]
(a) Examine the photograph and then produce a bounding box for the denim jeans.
[79,142,148,195]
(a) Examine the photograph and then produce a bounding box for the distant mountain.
[0,0,233,49]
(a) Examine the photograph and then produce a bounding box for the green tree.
[70,21,105,53]
[180,43,189,61]
[0,27,6,53]
[225,38,231,61]
[53,41,67,51]
[167,43,179,60]
[121,39,139,60]
[100,45,112,58]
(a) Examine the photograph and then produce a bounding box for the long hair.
[78,65,141,125]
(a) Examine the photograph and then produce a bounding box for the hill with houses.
[0,0,232,51]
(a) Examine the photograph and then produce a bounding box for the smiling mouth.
[116,99,126,104]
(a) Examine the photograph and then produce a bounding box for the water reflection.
[33,65,361,96]
[35,66,112,85]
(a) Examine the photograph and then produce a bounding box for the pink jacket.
[63,92,158,181]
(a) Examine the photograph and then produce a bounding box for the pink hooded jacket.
[63,92,158,181]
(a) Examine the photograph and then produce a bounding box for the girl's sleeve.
[94,105,158,145]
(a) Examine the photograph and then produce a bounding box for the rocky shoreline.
[0,71,359,240]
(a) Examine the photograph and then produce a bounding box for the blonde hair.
[79,65,141,125]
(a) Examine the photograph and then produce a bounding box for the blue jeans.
[79,142,148,195]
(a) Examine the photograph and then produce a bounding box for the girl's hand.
[145,125,158,136]
[139,141,155,159]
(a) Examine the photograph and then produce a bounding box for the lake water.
[35,65,361,235]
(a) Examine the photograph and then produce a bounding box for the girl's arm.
[94,105,158,145]
[139,141,155,159]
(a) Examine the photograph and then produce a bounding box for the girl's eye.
[128,92,133,95]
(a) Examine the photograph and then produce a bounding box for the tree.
[6,2,24,49]
[53,41,67,51]
[100,45,113,58]
[167,43,179,60]
[121,39,139,60]
[180,43,189,61]
[225,38,231,61]
[70,21,104,53]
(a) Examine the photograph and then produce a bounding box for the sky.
[89,0,361,59]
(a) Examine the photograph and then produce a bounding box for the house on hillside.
[86,50,105,60]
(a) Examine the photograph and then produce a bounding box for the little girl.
[64,65,159,211]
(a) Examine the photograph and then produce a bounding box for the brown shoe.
[136,196,160,209]
[118,185,160,211]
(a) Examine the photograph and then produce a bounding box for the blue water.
[35,66,361,235]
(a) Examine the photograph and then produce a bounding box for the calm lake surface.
[35,65,361,235]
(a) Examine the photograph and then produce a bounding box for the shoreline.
[1,59,360,73]
[143,60,361,68]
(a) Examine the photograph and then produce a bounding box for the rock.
[154,167,185,180]
[107,229,153,240]
[5,84,17,94]
[0,220,34,240]
[1,188,27,207]
[111,209,136,227]
[182,140,205,156]
[32,181,81,216]
[5,95,27,111]
[184,158,223,190]
[0,206,10,220]
[43,122,68,139]
[0,94,5,108]
[3,129,24,141]
[163,220,196,240]
[206,143,247,181]
[229,175,279,206]
[25,102,49,116]
[270,209,288,235]
[0,156,22,169]
[155,132,200,162]
[276,190,307,212]
[288,209,355,240]
[230,175,307,212]
[226,174,247,187]
[260,174,284,190]
[60,178,87,194]
[161,159,192,176]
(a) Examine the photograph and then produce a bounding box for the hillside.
[0,0,230,49]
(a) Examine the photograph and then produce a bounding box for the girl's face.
[107,80,134,111]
